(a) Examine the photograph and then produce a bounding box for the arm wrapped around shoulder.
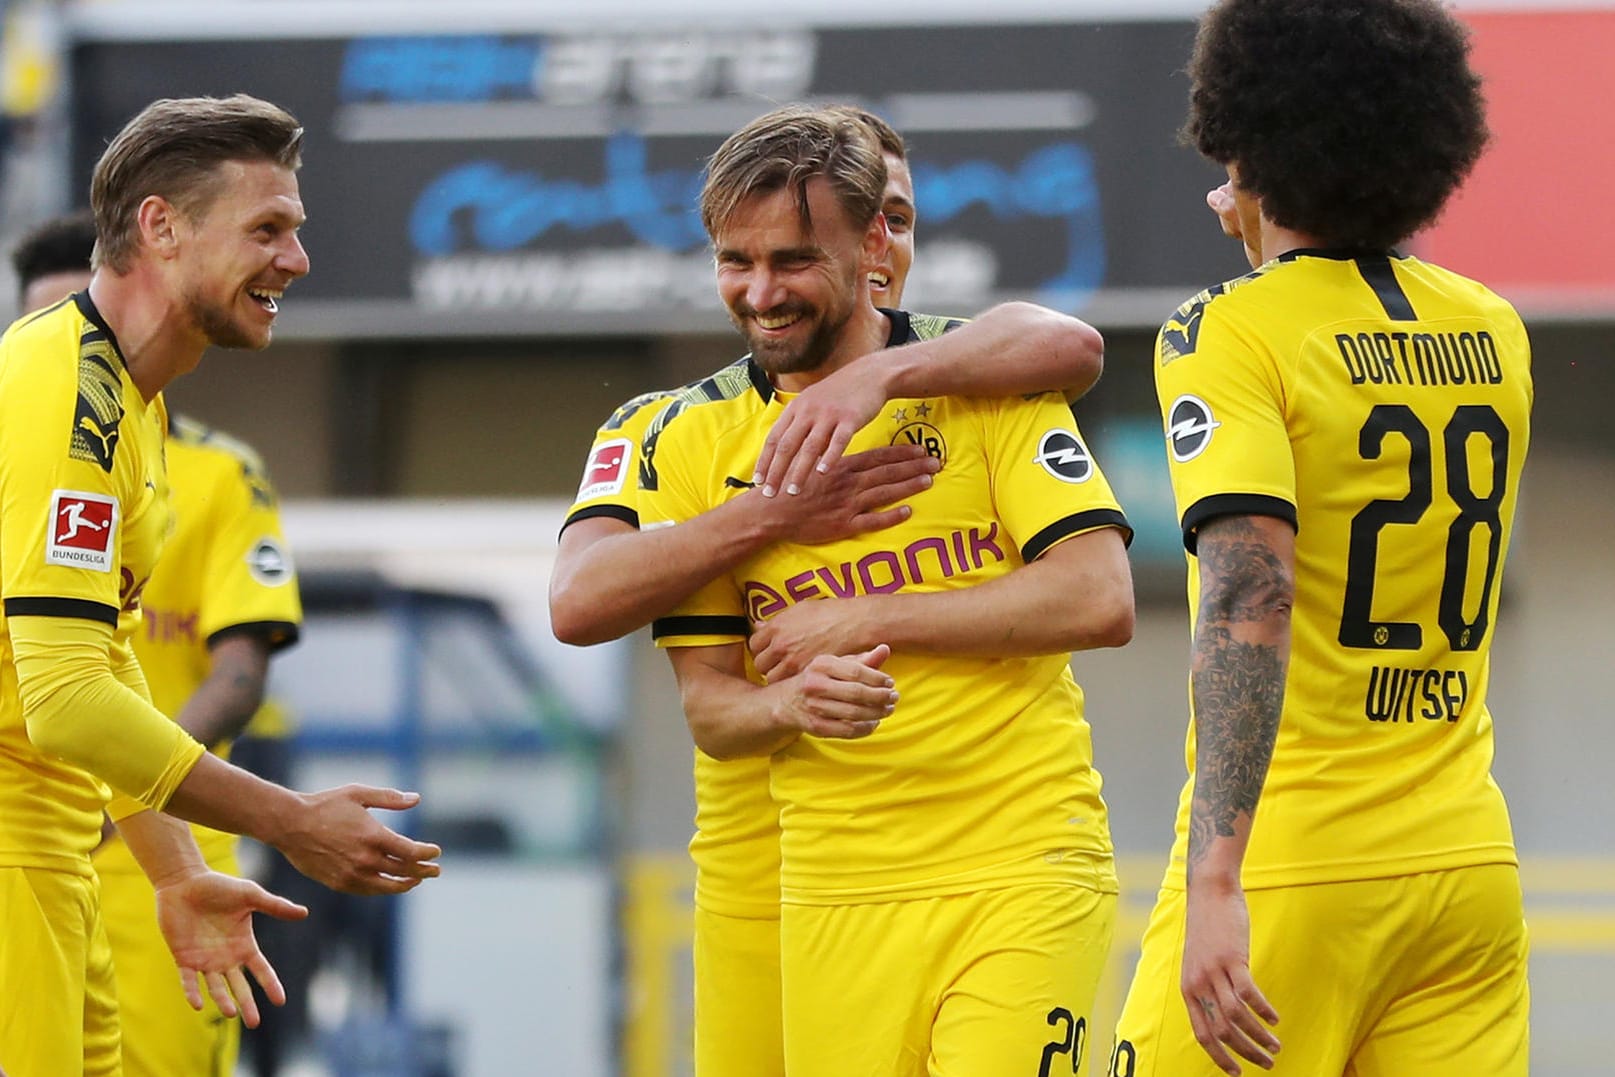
[10,614,206,809]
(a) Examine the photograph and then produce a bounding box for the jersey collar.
[73,290,130,370]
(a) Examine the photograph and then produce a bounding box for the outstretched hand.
[155,870,309,1028]
[1180,880,1281,1075]
[279,785,443,896]
[754,356,893,497]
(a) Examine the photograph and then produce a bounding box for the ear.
[135,195,182,261]
[860,212,890,273]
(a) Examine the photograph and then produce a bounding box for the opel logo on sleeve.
[1167,395,1221,462]
[1034,429,1093,483]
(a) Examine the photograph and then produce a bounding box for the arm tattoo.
[1186,517,1292,877]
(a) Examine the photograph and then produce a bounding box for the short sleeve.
[1154,301,1297,553]
[983,393,1131,563]
[561,392,675,532]
[196,452,302,651]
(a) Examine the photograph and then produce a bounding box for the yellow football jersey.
[0,294,172,872]
[95,413,302,875]
[1155,250,1532,889]
[564,384,779,918]
[645,310,1129,906]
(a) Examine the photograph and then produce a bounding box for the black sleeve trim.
[1022,509,1133,563]
[207,620,301,655]
[3,596,119,626]
[1180,494,1298,555]
[651,615,750,641]
[560,503,640,535]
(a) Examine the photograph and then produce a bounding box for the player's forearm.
[870,531,1134,657]
[1185,516,1294,887]
[162,751,307,848]
[176,635,270,748]
[882,302,1104,402]
[114,808,209,888]
[552,495,790,646]
[671,653,798,760]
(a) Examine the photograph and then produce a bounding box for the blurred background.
[1,0,1609,1073]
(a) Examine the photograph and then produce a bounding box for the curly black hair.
[1185,0,1488,249]
[10,211,96,297]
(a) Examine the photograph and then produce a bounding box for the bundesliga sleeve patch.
[46,490,119,572]
[577,437,632,501]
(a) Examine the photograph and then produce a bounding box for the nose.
[278,234,311,279]
[745,267,785,314]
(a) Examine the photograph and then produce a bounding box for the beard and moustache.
[730,265,861,378]
[184,285,268,350]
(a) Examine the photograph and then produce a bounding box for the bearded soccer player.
[0,95,439,1075]
[551,108,1108,1076]
[1110,3,1531,1075]
[13,210,305,1077]
[639,105,1133,1076]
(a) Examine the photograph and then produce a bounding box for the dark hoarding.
[70,20,1234,338]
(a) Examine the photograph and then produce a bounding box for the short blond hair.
[91,94,304,272]
[699,104,886,243]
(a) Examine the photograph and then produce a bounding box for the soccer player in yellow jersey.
[1110,3,1531,1075]
[553,108,1109,1076]
[98,414,302,1077]
[13,211,305,1077]
[640,105,1133,1076]
[0,95,439,1076]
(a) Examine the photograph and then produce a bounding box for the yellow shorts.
[97,858,240,1077]
[0,867,120,1077]
[692,907,783,1077]
[1110,864,1529,1077]
[782,884,1115,1077]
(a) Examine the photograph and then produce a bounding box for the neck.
[1256,217,1326,263]
[88,268,205,402]
[773,302,891,394]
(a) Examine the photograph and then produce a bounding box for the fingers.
[814,424,858,479]
[1184,973,1280,1075]
[852,462,937,511]
[854,643,892,670]
[228,966,262,1029]
[800,715,882,740]
[245,881,309,922]
[203,970,239,1020]
[247,951,288,1008]
[372,828,444,872]
[777,426,831,496]
[180,968,203,1013]
[350,786,423,812]
[840,442,930,473]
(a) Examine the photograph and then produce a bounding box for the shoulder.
[888,309,969,344]
[0,298,83,391]
[1156,263,1287,366]
[169,414,269,471]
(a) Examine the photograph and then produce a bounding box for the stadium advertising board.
[69,14,1234,338]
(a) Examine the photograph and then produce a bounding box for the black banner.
[71,21,1233,337]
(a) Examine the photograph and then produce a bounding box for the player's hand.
[279,785,443,896]
[1180,877,1281,1075]
[751,598,874,682]
[1207,183,1262,269]
[753,355,896,497]
[155,869,309,1028]
[754,444,938,546]
[771,644,898,741]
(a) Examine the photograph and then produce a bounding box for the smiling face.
[171,159,309,350]
[713,175,886,383]
[868,152,915,308]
